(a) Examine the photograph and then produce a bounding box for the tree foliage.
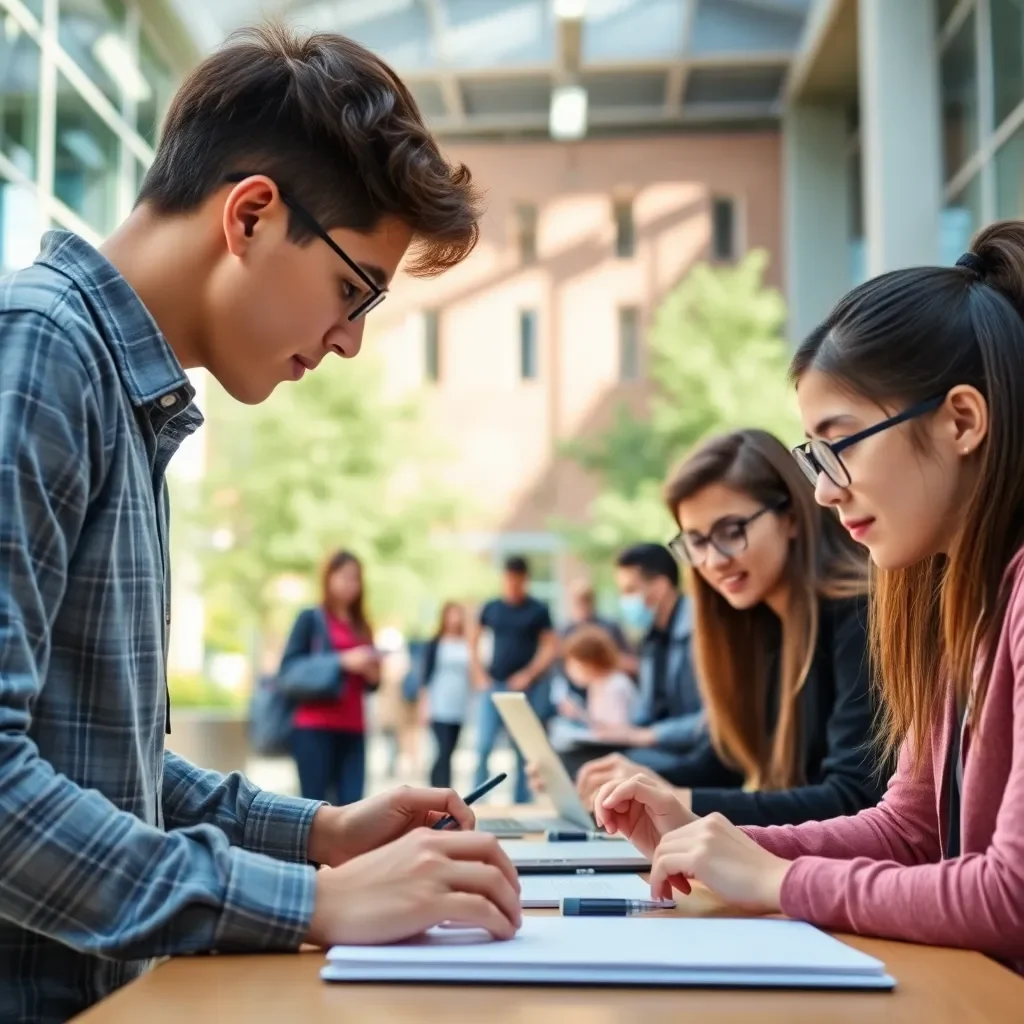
[559,251,800,571]
[188,357,494,656]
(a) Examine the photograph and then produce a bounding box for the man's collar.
[35,231,191,408]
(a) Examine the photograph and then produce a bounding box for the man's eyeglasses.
[223,172,387,322]
[792,393,946,488]
[668,502,786,566]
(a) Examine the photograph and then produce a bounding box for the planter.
[166,708,250,774]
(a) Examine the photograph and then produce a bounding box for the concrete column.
[859,0,942,274]
[783,102,851,344]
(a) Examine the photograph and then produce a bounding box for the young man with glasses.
[0,24,521,1023]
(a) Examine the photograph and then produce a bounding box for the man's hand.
[590,724,656,748]
[507,670,532,692]
[306,829,523,946]
[592,773,696,860]
[307,786,476,867]
[575,753,658,807]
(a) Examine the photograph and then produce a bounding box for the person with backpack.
[281,551,380,805]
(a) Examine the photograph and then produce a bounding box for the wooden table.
[74,811,1024,1023]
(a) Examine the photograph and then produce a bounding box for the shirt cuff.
[243,790,324,864]
[214,848,317,951]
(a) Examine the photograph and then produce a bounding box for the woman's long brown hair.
[665,429,868,789]
[790,221,1024,772]
[320,550,372,641]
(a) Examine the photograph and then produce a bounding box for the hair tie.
[955,251,986,277]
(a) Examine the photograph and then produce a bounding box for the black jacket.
[662,596,887,826]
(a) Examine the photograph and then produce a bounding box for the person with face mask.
[556,544,704,784]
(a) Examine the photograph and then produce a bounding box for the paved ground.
[247,726,520,804]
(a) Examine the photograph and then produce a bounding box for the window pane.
[992,0,1024,127]
[618,306,639,381]
[940,175,982,266]
[941,9,979,180]
[424,309,440,382]
[996,119,1024,217]
[59,0,129,109]
[55,74,119,234]
[516,203,537,265]
[614,199,634,258]
[0,177,41,273]
[519,309,538,380]
[0,19,40,178]
[137,30,175,146]
[711,196,736,261]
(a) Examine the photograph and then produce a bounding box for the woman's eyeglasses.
[668,502,785,566]
[222,172,387,322]
[791,394,946,488]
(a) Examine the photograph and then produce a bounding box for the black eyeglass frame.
[791,393,947,488]
[223,172,387,322]
[668,501,787,566]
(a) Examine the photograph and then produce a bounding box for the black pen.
[431,772,508,830]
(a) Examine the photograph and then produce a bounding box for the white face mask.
[618,592,655,632]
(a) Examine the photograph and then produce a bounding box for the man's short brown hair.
[562,626,619,674]
[138,22,482,276]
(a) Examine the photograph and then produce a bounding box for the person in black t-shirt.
[469,555,557,803]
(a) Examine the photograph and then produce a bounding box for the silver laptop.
[477,692,595,837]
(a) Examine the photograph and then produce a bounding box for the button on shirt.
[0,232,318,1023]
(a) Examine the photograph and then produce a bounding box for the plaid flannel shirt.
[0,232,319,1023]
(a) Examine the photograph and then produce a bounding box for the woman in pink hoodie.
[595,220,1024,972]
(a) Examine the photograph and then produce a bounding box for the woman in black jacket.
[579,428,885,827]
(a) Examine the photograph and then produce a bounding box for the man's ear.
[222,175,282,256]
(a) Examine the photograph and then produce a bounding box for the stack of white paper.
[322,916,895,990]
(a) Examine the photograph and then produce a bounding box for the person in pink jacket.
[594,220,1024,973]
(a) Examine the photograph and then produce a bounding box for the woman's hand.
[649,813,791,913]
[592,773,696,860]
[340,645,381,675]
[575,753,659,806]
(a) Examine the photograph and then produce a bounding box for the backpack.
[248,673,294,757]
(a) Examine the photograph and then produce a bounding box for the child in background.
[562,626,638,729]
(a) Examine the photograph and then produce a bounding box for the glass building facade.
[940,0,1024,261]
[0,0,183,274]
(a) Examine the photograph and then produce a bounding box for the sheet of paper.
[324,916,892,989]
[518,872,662,907]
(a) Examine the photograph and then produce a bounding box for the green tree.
[189,356,494,660]
[559,251,800,572]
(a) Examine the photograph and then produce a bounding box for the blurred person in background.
[550,578,634,718]
[583,429,883,826]
[536,543,703,788]
[559,625,639,731]
[470,555,558,803]
[282,550,380,804]
[374,628,418,779]
[419,601,472,789]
